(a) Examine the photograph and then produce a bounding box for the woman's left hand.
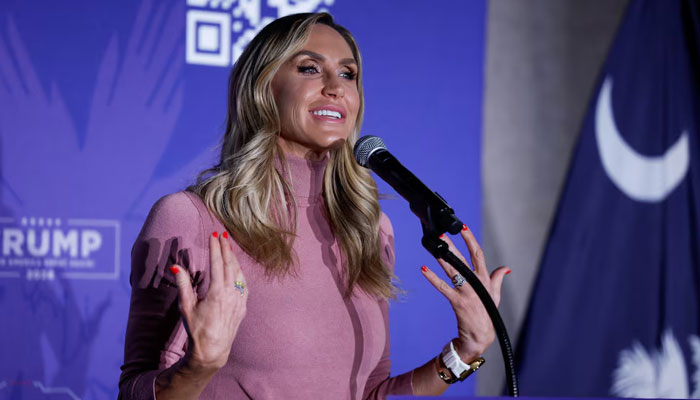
[421,225,510,361]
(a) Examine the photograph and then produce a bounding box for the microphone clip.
[416,191,463,258]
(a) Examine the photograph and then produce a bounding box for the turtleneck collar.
[276,152,329,206]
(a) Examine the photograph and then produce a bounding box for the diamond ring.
[452,274,466,288]
[234,281,246,296]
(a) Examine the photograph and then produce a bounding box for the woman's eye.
[340,71,357,80]
[297,65,319,74]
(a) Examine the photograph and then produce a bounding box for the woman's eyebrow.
[292,50,356,66]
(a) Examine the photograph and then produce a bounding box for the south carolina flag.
[516,0,700,396]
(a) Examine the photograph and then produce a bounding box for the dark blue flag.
[516,0,700,396]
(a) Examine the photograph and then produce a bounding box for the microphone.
[353,135,463,235]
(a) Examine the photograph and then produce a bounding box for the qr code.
[186,0,335,67]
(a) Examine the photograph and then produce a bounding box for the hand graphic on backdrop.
[0,0,185,216]
[0,17,80,212]
[83,0,185,210]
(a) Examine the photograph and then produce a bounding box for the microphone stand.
[356,137,517,395]
[417,196,519,397]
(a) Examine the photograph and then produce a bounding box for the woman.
[119,12,509,399]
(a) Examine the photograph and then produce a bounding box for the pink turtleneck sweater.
[118,155,414,399]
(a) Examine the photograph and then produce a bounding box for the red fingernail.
[212,231,218,238]
[223,231,229,239]
[462,224,468,232]
[506,268,511,275]
[169,265,179,275]
[421,265,428,272]
[439,233,445,238]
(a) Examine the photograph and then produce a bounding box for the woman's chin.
[305,139,346,160]
[278,135,349,159]
[323,136,348,150]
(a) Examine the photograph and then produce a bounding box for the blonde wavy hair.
[190,13,395,299]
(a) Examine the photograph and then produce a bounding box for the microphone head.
[354,135,386,167]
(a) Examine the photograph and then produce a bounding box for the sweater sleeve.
[362,213,414,399]
[118,192,209,400]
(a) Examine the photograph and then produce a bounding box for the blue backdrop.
[0,0,486,398]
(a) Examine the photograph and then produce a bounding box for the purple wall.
[0,1,485,398]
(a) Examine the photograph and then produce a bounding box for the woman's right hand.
[170,231,248,373]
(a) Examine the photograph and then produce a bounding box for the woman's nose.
[322,73,344,98]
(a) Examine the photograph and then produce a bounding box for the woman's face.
[272,23,360,159]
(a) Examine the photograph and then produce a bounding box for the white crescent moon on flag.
[595,77,690,202]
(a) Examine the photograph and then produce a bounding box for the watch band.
[436,341,485,384]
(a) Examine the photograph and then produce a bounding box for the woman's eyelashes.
[297,64,319,75]
[296,63,356,80]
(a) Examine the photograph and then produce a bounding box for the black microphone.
[353,135,463,235]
